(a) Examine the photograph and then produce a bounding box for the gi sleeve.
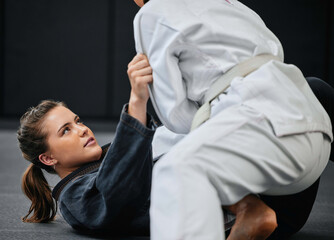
[58,104,156,233]
[134,10,199,134]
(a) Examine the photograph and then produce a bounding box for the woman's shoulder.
[52,144,110,201]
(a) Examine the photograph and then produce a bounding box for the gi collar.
[52,143,110,201]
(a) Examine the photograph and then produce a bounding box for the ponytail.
[17,100,65,223]
[21,164,57,223]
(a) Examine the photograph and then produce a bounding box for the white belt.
[190,54,280,131]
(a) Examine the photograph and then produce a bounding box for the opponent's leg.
[257,77,333,239]
[150,160,225,240]
[151,105,330,240]
[306,77,334,161]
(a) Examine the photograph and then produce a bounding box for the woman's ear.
[39,153,57,166]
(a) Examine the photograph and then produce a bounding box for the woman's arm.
[57,56,156,233]
[59,109,155,232]
[127,54,153,126]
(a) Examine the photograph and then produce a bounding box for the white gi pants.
[150,104,331,240]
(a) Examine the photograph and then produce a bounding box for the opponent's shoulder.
[138,0,186,19]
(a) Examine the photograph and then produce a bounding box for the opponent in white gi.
[130,0,333,239]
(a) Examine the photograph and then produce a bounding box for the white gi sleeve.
[134,12,199,134]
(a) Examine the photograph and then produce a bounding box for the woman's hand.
[127,54,153,125]
[127,54,153,102]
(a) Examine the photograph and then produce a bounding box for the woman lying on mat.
[18,54,333,239]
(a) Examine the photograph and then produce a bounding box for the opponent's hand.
[127,54,153,103]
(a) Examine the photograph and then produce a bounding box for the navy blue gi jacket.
[52,104,157,235]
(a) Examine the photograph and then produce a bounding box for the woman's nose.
[77,125,88,136]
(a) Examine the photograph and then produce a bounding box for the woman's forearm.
[127,53,153,126]
[128,92,147,126]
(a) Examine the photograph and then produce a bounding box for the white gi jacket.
[134,0,332,141]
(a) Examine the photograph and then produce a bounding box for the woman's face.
[134,0,145,7]
[42,106,102,170]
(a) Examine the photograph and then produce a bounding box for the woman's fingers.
[128,56,153,86]
[128,54,143,67]
[136,74,153,85]
[127,54,150,124]
[130,74,153,101]
[134,66,152,77]
[128,54,147,68]
[131,74,153,89]
[127,53,152,102]
[128,59,151,72]
[128,66,152,85]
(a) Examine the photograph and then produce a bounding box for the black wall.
[242,0,333,84]
[330,0,334,85]
[0,0,4,116]
[1,0,138,119]
[0,0,333,119]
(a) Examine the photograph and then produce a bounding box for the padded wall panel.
[2,0,332,118]
[0,0,4,115]
[242,0,328,81]
[329,1,334,87]
[108,0,138,118]
[3,0,109,117]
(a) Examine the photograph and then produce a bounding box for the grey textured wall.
[0,0,333,119]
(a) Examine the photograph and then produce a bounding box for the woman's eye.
[77,118,83,125]
[63,127,70,135]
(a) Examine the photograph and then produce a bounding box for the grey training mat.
[0,129,333,240]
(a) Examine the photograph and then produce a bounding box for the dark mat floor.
[1,129,333,240]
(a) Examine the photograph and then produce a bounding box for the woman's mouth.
[84,137,96,147]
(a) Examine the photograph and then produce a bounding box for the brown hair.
[17,100,66,223]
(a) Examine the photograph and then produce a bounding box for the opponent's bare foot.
[225,194,277,240]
